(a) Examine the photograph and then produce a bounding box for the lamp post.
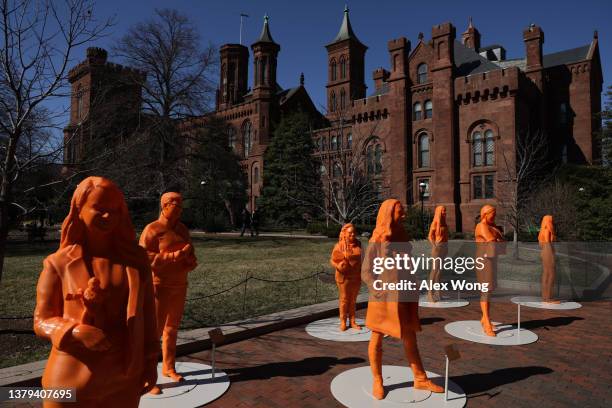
[200,180,207,229]
[419,182,427,238]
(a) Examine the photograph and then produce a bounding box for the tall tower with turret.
[325,6,367,114]
[218,44,249,109]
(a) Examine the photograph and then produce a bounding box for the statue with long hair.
[475,204,505,337]
[538,215,559,303]
[363,199,443,400]
[33,177,159,407]
[139,192,197,391]
[330,223,362,331]
[427,206,449,302]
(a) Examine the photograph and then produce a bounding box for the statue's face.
[485,209,496,224]
[346,226,356,242]
[79,187,122,236]
[162,198,182,221]
[393,203,406,223]
[440,207,447,222]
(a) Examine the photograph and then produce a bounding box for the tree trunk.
[513,229,519,260]
[0,130,20,284]
[0,201,10,283]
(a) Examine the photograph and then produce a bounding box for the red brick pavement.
[184,300,611,408]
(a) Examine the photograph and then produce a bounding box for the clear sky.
[53,0,611,127]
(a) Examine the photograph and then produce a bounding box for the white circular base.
[418,295,469,308]
[511,296,582,310]
[139,362,230,408]
[331,365,466,407]
[445,320,538,345]
[305,317,371,341]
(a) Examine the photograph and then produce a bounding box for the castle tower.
[461,17,481,50]
[218,43,249,109]
[325,6,367,114]
[252,15,280,97]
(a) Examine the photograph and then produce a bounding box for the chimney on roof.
[523,24,544,70]
[86,47,107,65]
[461,17,481,50]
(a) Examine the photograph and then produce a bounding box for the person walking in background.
[240,208,252,237]
[251,210,260,236]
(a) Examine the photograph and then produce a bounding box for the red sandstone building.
[64,8,603,232]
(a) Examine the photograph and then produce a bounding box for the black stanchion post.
[241,273,249,320]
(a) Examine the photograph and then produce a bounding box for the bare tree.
[498,129,550,257]
[112,8,217,194]
[523,180,579,240]
[294,105,386,226]
[0,0,113,282]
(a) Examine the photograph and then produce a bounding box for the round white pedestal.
[445,320,538,345]
[418,295,469,308]
[331,365,466,407]
[139,362,230,408]
[306,317,371,341]
[511,296,582,310]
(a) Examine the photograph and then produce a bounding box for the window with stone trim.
[228,127,236,150]
[413,102,422,121]
[330,59,337,81]
[347,133,353,149]
[417,63,428,84]
[473,174,495,199]
[330,92,337,112]
[472,128,495,167]
[367,143,383,175]
[331,135,338,150]
[424,100,433,119]
[253,165,259,184]
[340,56,347,78]
[417,178,431,201]
[340,89,346,110]
[333,162,342,177]
[418,132,430,168]
[242,120,252,158]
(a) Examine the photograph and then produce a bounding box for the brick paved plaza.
[183,300,610,408]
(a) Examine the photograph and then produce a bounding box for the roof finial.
[344,4,349,13]
[468,16,473,28]
[264,13,269,23]
[418,32,424,41]
[594,30,598,39]
[300,72,304,86]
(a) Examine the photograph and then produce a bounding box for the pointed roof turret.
[328,5,366,48]
[253,14,277,45]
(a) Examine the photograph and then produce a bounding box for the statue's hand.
[180,243,194,256]
[72,324,111,352]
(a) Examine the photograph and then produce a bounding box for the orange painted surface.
[139,192,197,382]
[427,206,449,302]
[330,224,362,330]
[538,215,558,302]
[34,177,158,407]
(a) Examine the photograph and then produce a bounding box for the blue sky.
[54,0,611,127]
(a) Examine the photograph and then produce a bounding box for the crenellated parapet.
[68,47,146,83]
[454,67,519,104]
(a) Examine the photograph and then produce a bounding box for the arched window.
[243,121,252,158]
[472,128,495,166]
[331,135,338,150]
[367,143,383,175]
[375,144,383,174]
[254,58,259,86]
[413,102,422,121]
[76,85,83,121]
[367,145,374,174]
[417,63,428,84]
[253,166,259,184]
[262,57,268,85]
[418,133,430,168]
[340,57,347,78]
[347,133,353,149]
[330,92,337,112]
[320,164,327,175]
[330,59,337,81]
[228,127,236,150]
[424,100,433,119]
[340,89,346,110]
[322,136,327,151]
[333,162,342,177]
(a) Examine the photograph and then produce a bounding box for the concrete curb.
[0,294,368,387]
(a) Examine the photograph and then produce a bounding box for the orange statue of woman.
[330,223,362,331]
[363,199,443,400]
[33,177,159,408]
[427,206,449,302]
[139,192,197,387]
[538,215,559,303]
[475,204,505,337]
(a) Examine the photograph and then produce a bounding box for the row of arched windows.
[317,133,353,152]
[413,100,433,120]
[329,89,347,112]
[416,127,496,169]
[330,57,347,81]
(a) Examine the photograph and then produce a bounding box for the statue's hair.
[538,215,556,243]
[479,204,496,222]
[370,199,409,243]
[60,176,135,250]
[429,205,447,239]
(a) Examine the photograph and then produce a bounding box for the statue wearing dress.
[33,177,159,408]
[474,204,505,337]
[330,224,362,331]
[139,192,197,389]
[426,206,449,303]
[363,199,443,400]
[538,215,559,303]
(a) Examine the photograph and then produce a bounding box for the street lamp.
[200,180,207,229]
[419,181,427,238]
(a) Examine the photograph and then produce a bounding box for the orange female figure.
[330,224,362,331]
[538,215,559,303]
[363,199,443,400]
[474,204,505,337]
[427,206,449,302]
[33,177,159,408]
